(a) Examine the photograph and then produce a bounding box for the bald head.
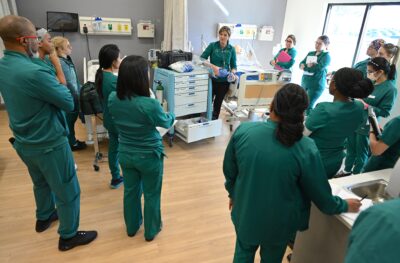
[0,15,36,44]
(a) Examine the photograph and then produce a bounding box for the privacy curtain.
[163,0,188,51]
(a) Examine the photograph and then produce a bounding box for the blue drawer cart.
[152,68,213,146]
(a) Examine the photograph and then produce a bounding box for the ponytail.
[95,68,104,98]
[272,84,309,147]
[388,64,396,81]
[95,44,121,99]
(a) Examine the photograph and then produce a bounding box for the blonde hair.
[51,36,69,56]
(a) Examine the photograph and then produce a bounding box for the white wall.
[281,0,398,84]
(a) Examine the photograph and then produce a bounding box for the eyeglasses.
[285,39,293,43]
[16,36,39,41]
[367,70,376,74]
[315,41,324,46]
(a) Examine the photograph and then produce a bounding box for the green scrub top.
[306,100,365,178]
[59,56,80,112]
[300,51,331,92]
[363,116,400,172]
[200,41,237,82]
[357,80,397,136]
[0,50,74,150]
[108,92,175,156]
[32,56,56,76]
[272,47,297,70]
[101,71,118,133]
[345,199,400,263]
[223,120,348,245]
[353,58,369,78]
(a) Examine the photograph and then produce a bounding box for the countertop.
[329,168,392,228]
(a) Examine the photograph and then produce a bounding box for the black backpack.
[79,81,103,115]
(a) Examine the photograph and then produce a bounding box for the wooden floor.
[0,109,290,262]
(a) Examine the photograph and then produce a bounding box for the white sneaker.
[86,133,94,145]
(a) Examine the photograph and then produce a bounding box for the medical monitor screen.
[47,11,79,32]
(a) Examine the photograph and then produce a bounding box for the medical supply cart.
[152,68,222,146]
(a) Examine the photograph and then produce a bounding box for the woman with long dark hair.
[95,44,123,189]
[223,84,361,262]
[108,55,175,241]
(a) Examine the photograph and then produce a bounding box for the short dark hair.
[368,57,395,80]
[318,35,330,46]
[272,83,309,147]
[95,44,120,98]
[116,55,150,100]
[333,67,374,99]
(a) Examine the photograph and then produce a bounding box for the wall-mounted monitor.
[47,11,79,32]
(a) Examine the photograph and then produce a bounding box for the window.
[323,3,400,71]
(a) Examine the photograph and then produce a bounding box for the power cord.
[83,24,92,60]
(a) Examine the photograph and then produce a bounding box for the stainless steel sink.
[347,179,392,204]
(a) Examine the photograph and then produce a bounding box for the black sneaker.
[58,231,98,251]
[71,140,87,151]
[35,210,58,233]
[110,177,124,189]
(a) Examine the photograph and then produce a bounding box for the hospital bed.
[223,71,289,131]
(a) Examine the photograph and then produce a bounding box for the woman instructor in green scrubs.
[108,55,175,241]
[305,68,374,178]
[223,84,361,263]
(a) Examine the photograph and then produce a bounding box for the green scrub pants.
[345,133,370,174]
[66,111,79,146]
[15,142,80,239]
[233,238,287,263]
[119,151,163,239]
[108,131,121,181]
[322,154,343,179]
[306,87,324,114]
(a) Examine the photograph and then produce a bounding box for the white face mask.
[367,71,380,82]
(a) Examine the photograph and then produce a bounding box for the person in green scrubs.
[345,57,398,174]
[299,35,331,114]
[33,28,66,84]
[201,26,237,120]
[108,55,175,240]
[344,199,400,263]
[305,68,374,178]
[378,43,399,86]
[53,36,87,151]
[270,34,297,71]
[363,116,400,172]
[0,15,97,251]
[223,83,361,263]
[95,44,124,189]
[353,39,385,78]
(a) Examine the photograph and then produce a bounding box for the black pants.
[212,80,230,120]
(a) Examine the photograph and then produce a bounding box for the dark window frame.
[322,2,400,66]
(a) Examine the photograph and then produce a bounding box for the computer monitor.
[47,11,79,32]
